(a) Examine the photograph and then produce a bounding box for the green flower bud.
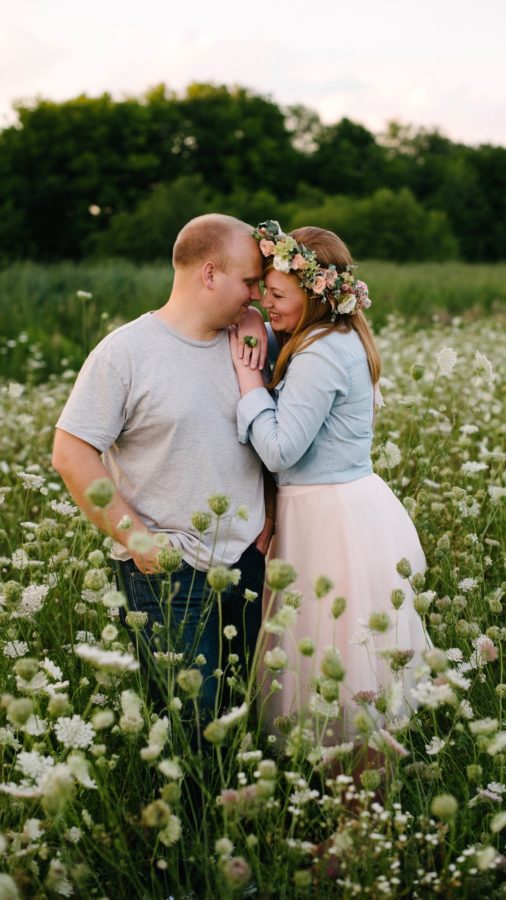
[191,511,212,532]
[354,709,374,735]
[88,549,105,566]
[7,697,34,725]
[430,793,458,820]
[283,590,303,608]
[266,559,297,591]
[411,572,426,591]
[319,678,341,703]
[83,568,108,591]
[48,693,70,718]
[125,611,148,630]
[414,595,432,616]
[424,648,448,672]
[466,764,482,781]
[368,611,391,633]
[85,477,115,509]
[256,778,275,798]
[203,720,227,744]
[396,558,412,578]
[331,596,347,619]
[360,769,382,791]
[13,657,39,680]
[207,493,230,516]
[391,588,405,610]
[387,649,414,672]
[207,566,234,591]
[321,647,345,681]
[258,759,277,779]
[410,363,425,380]
[160,782,181,805]
[176,668,203,698]
[221,856,252,889]
[157,547,183,572]
[141,799,171,827]
[314,575,333,598]
[297,637,315,657]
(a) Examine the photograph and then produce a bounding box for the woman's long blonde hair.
[268,226,381,388]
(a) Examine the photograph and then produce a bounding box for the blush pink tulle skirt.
[259,474,430,740]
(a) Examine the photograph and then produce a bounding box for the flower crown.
[253,220,371,320]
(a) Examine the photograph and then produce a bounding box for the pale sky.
[1,0,505,146]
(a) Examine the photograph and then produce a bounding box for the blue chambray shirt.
[237,327,374,485]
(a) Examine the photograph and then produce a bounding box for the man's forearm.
[52,430,148,546]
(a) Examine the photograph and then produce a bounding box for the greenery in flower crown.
[253,219,372,320]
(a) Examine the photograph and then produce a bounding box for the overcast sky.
[1,0,504,146]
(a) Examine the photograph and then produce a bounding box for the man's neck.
[154,296,220,342]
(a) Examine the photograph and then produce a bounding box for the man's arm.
[52,430,161,573]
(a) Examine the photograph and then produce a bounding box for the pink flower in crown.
[325,268,338,287]
[340,282,352,293]
[259,239,276,257]
[312,274,327,294]
[291,253,306,271]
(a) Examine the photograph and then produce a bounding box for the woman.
[229,221,429,739]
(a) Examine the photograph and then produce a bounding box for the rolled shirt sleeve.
[237,340,349,472]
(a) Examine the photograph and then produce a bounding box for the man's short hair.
[172,214,252,271]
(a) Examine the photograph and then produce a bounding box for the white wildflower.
[50,499,78,516]
[54,715,95,749]
[473,350,495,385]
[376,440,401,469]
[14,583,49,617]
[411,680,456,709]
[461,461,488,475]
[426,736,446,755]
[458,577,478,593]
[3,640,29,658]
[75,643,139,672]
[436,346,457,375]
[488,485,506,503]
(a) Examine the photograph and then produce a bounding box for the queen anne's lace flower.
[54,715,95,749]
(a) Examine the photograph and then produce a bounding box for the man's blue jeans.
[115,544,265,721]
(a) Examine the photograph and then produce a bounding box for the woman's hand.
[229,329,266,396]
[236,306,268,369]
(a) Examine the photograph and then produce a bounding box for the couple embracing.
[52,213,427,741]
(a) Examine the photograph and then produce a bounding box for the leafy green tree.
[90,175,215,261]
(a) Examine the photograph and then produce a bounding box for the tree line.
[0,82,505,264]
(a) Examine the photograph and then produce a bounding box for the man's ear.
[202,261,216,289]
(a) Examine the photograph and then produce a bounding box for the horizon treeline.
[1,82,505,264]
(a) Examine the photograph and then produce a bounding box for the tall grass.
[1,259,505,381]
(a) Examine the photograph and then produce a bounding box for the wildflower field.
[0,305,505,898]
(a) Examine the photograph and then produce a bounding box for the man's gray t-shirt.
[56,313,265,569]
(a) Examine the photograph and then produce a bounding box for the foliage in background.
[1,259,505,382]
[1,84,505,263]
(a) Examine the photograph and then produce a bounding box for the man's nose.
[249,283,262,302]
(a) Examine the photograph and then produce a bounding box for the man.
[52,213,273,718]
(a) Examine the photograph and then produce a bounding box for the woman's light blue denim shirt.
[237,327,374,485]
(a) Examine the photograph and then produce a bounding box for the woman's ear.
[202,261,216,290]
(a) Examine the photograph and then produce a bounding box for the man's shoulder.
[89,313,154,358]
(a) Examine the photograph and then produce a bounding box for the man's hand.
[236,306,268,369]
[131,544,163,575]
[254,516,275,557]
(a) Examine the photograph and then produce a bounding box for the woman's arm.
[235,340,349,473]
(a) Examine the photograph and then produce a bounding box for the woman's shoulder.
[299,327,364,363]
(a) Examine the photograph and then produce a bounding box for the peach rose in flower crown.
[291,254,306,271]
[325,268,338,287]
[312,274,327,294]
[259,239,276,257]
